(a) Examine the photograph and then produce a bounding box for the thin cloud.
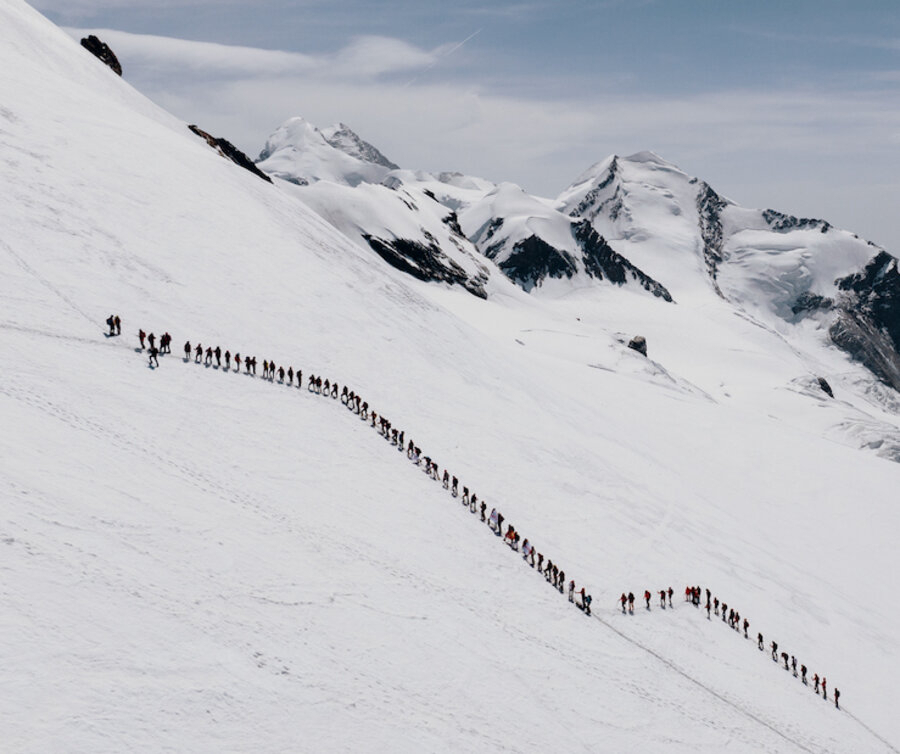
[331,35,437,78]
[67,28,458,82]
[729,25,900,52]
[68,27,317,77]
[405,29,482,87]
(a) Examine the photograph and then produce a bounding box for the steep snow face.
[320,122,399,170]
[256,116,396,186]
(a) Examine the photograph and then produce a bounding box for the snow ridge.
[321,122,399,170]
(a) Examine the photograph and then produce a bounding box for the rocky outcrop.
[817,377,834,398]
[566,157,622,222]
[694,180,728,294]
[791,292,833,315]
[486,233,578,291]
[762,209,831,234]
[628,336,648,356]
[321,123,398,169]
[188,125,272,184]
[80,35,121,76]
[477,218,673,299]
[574,221,673,301]
[830,251,900,390]
[364,233,488,299]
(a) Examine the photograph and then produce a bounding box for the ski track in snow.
[0,237,96,325]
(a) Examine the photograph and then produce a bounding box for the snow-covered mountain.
[560,150,900,390]
[320,121,398,170]
[460,181,672,298]
[257,117,497,297]
[256,116,397,187]
[4,1,900,752]
[257,122,900,396]
[255,118,679,302]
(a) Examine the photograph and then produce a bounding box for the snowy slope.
[559,150,900,401]
[256,118,498,297]
[3,2,900,753]
[280,178,495,298]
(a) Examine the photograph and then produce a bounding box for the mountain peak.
[320,121,399,170]
[622,150,672,167]
[257,116,327,162]
[256,116,397,187]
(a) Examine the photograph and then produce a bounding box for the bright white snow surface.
[2,2,900,752]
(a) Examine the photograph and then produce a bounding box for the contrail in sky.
[404,28,482,87]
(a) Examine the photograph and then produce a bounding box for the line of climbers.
[106,314,122,336]
[133,321,837,709]
[136,325,597,617]
[642,585,840,709]
[699,587,841,710]
[349,382,594,616]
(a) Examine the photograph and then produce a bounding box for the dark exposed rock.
[441,211,465,237]
[817,377,834,398]
[763,209,831,234]
[791,292,833,315]
[364,234,487,299]
[479,218,673,298]
[481,217,505,245]
[321,123,399,169]
[628,335,648,356]
[80,35,122,76]
[188,125,272,184]
[489,235,579,291]
[830,251,900,390]
[574,221,673,302]
[567,157,620,221]
[695,181,728,295]
[829,311,900,392]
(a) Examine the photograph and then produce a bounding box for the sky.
[35,0,900,250]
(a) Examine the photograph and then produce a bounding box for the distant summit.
[256,117,397,187]
[320,122,399,170]
[252,117,900,392]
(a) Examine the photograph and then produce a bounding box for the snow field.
[2,0,900,749]
[1,324,887,753]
